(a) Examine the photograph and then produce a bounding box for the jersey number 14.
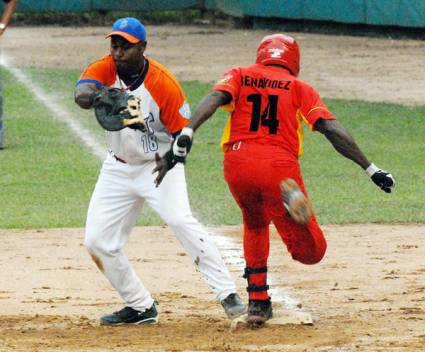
[247,94,279,134]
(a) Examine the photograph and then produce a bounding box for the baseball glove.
[92,87,146,132]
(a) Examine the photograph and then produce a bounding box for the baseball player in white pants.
[75,17,246,325]
[85,157,241,321]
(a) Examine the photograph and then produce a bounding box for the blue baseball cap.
[106,17,147,44]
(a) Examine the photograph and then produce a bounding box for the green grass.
[301,99,424,223]
[0,68,100,228]
[1,67,424,228]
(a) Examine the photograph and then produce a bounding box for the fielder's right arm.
[153,90,231,186]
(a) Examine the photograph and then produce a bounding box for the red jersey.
[213,64,335,159]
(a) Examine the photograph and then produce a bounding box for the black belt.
[113,155,127,164]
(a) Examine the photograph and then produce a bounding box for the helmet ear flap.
[256,34,300,76]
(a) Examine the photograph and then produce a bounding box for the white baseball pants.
[85,154,236,312]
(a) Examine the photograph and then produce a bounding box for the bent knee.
[293,243,327,265]
[85,230,111,255]
[295,250,325,265]
[84,236,101,254]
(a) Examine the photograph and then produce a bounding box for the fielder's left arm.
[74,82,99,109]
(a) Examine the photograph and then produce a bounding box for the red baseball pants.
[223,141,327,300]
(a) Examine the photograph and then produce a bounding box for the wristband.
[180,127,194,139]
[365,163,380,177]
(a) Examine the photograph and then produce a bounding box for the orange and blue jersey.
[77,55,191,164]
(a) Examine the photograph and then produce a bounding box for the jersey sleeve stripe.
[220,115,232,151]
[296,110,305,156]
[305,106,329,118]
[299,110,314,130]
[76,79,104,88]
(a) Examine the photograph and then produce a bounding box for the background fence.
[2,0,425,28]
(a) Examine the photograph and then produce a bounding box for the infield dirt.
[1,25,425,352]
[1,225,425,351]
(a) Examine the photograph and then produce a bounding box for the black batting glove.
[152,151,178,187]
[172,127,193,163]
[366,163,396,193]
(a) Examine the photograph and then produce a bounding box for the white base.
[230,310,313,331]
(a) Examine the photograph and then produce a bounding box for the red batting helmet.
[256,34,300,76]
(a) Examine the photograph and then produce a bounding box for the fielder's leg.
[85,157,155,319]
[144,162,244,317]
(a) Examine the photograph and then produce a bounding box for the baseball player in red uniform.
[74,17,246,326]
[154,34,395,327]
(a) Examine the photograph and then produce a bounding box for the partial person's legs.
[241,214,274,326]
[85,158,155,316]
[143,163,241,307]
[268,167,327,265]
[0,79,4,149]
[272,215,326,264]
[237,200,271,302]
[224,154,273,325]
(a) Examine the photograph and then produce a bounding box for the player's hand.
[172,127,193,163]
[152,152,177,187]
[366,163,395,193]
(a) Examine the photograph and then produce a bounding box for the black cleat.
[247,299,273,327]
[100,304,158,326]
[280,178,312,225]
[221,293,247,319]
